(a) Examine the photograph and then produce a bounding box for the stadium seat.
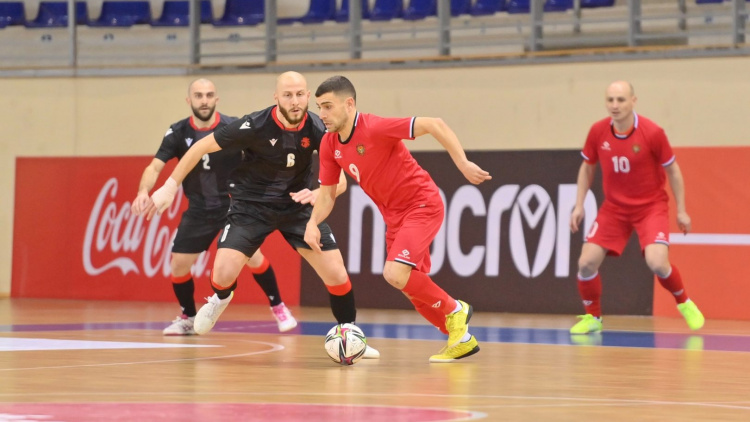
[213,0,264,26]
[369,0,403,21]
[88,1,151,27]
[403,0,436,20]
[544,0,573,11]
[451,0,472,16]
[695,0,723,3]
[25,1,88,27]
[0,1,25,27]
[335,0,370,22]
[288,0,337,24]
[469,0,506,16]
[506,0,529,13]
[581,0,615,7]
[151,0,212,26]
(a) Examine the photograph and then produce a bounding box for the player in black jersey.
[145,72,378,359]
[131,79,297,336]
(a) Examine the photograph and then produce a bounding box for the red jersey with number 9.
[318,113,441,223]
[582,113,674,208]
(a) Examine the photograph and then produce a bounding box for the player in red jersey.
[306,75,492,362]
[569,81,705,334]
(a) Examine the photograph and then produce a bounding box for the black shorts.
[171,208,227,254]
[220,200,338,257]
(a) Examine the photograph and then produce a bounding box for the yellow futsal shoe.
[429,335,480,363]
[677,300,705,330]
[445,300,473,347]
[570,314,602,334]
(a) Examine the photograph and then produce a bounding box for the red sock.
[577,273,602,317]
[401,270,457,316]
[657,265,688,304]
[409,298,449,335]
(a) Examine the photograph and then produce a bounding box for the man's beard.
[192,104,216,122]
[278,104,307,125]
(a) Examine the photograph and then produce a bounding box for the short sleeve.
[214,116,257,151]
[318,134,342,186]
[154,126,178,163]
[652,127,675,166]
[581,124,600,164]
[368,115,415,141]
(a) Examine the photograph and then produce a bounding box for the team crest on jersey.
[632,144,641,153]
[185,138,193,147]
[300,137,310,148]
[356,144,365,156]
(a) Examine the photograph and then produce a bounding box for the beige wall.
[2,56,748,296]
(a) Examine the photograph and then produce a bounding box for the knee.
[577,257,600,278]
[646,258,671,277]
[382,266,408,290]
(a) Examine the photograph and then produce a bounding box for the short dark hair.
[315,75,357,102]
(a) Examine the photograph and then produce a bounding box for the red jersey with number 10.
[582,113,674,208]
[318,113,441,223]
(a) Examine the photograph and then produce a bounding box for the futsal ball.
[324,323,367,366]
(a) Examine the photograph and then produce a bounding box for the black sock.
[253,267,282,307]
[213,280,237,300]
[172,278,196,317]
[329,290,356,324]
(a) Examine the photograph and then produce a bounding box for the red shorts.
[585,200,670,256]
[385,200,444,274]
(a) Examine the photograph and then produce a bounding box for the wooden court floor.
[1,297,750,421]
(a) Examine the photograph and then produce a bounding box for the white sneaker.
[270,302,298,332]
[162,314,196,336]
[362,345,380,359]
[194,292,233,335]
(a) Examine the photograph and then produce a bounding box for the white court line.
[670,233,750,245]
[0,340,283,371]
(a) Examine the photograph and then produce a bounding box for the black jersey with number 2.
[212,105,327,204]
[154,112,241,212]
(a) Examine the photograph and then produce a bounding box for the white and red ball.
[324,323,367,365]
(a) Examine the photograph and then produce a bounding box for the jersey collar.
[271,106,308,131]
[189,112,220,131]
[338,112,359,144]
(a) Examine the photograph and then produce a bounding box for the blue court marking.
[2,321,748,353]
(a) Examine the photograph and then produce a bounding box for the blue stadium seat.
[581,0,615,7]
[295,0,336,24]
[507,0,529,13]
[335,0,370,22]
[151,0,212,26]
[369,0,403,21]
[544,0,572,11]
[695,0,723,3]
[451,0,472,16]
[213,0,263,26]
[470,0,506,16]
[88,1,151,27]
[0,1,25,27]
[403,0,436,21]
[25,1,88,27]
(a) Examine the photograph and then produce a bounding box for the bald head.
[606,80,635,98]
[188,78,216,96]
[274,71,310,127]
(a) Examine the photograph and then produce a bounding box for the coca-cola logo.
[82,178,210,278]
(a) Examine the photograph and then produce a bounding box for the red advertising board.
[12,157,301,305]
[655,147,750,320]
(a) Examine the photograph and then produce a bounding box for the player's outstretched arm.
[413,117,491,185]
[304,184,338,252]
[131,158,166,216]
[570,162,596,233]
[665,161,691,234]
[145,134,221,219]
